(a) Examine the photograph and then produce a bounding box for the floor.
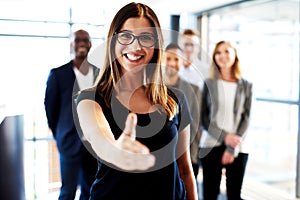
[47,170,298,200]
[197,167,298,200]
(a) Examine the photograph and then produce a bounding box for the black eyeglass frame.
[115,31,157,48]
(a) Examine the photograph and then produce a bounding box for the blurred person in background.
[200,40,253,200]
[163,42,202,181]
[44,29,99,200]
[178,29,210,90]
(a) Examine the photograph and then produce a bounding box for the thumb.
[123,113,137,140]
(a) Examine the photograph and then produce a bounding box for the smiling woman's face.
[115,17,155,74]
[214,42,236,70]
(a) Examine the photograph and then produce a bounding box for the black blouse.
[76,87,192,200]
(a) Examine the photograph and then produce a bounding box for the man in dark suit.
[44,29,99,200]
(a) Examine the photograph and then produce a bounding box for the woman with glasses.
[75,2,197,200]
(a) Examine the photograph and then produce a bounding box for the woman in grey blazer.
[200,41,253,200]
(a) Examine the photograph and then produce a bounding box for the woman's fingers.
[115,139,155,171]
[222,151,234,165]
[114,113,156,170]
[120,113,148,153]
[123,112,137,140]
[225,133,242,148]
[120,152,156,171]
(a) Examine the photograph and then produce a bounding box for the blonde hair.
[209,40,242,79]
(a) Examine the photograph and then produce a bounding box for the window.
[199,0,300,197]
[0,1,106,199]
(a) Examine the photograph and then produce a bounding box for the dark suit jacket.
[44,60,100,156]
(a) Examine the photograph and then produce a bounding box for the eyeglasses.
[184,43,195,47]
[74,38,90,43]
[116,31,157,48]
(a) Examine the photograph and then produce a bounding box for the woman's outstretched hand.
[114,113,155,171]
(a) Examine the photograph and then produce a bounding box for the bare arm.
[176,125,198,200]
[77,99,155,171]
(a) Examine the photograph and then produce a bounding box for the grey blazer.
[201,78,253,154]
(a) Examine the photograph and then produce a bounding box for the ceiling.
[105,0,299,21]
[143,0,243,15]
[0,0,298,23]
[211,0,300,21]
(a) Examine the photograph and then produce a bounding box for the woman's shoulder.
[75,86,101,105]
[240,78,253,96]
[167,86,185,103]
[203,78,217,89]
[238,78,253,92]
[204,78,215,83]
[241,78,253,87]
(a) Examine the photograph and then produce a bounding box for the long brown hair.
[209,40,242,79]
[96,2,177,119]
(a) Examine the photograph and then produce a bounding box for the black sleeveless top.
[76,87,192,200]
